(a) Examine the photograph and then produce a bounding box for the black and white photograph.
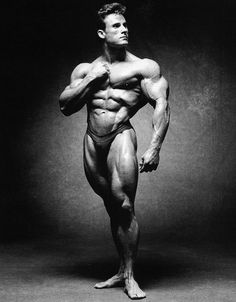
[1,0,236,301]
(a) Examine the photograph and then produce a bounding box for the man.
[59,3,169,299]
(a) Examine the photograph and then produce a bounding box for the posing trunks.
[86,120,133,151]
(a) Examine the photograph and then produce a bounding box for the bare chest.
[92,62,142,105]
[88,60,147,113]
[108,62,141,90]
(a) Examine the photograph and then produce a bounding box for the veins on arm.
[138,59,170,173]
[141,59,170,150]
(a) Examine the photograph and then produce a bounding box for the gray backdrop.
[2,0,236,245]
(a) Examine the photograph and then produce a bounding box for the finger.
[139,157,144,165]
[139,165,144,172]
[139,160,144,171]
[139,163,145,173]
[139,161,143,168]
[140,164,149,173]
[150,164,158,172]
[140,167,145,173]
[103,63,110,72]
[146,165,155,173]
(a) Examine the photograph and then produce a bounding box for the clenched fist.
[139,148,160,173]
[88,62,110,79]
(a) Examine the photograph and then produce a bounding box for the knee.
[121,197,132,212]
[110,196,133,226]
[111,190,133,212]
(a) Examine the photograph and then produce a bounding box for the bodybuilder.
[59,3,170,299]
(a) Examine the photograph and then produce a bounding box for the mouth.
[120,36,128,40]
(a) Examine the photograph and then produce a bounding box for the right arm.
[59,62,109,116]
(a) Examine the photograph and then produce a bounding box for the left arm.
[139,59,170,173]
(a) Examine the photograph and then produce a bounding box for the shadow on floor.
[38,239,236,288]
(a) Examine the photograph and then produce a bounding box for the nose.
[121,25,128,34]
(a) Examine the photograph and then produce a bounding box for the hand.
[89,62,110,79]
[139,148,160,173]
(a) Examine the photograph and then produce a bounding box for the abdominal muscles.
[87,87,141,135]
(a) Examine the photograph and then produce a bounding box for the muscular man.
[59,3,169,300]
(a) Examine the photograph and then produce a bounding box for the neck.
[103,43,127,63]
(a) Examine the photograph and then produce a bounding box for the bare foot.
[124,278,146,300]
[94,274,124,289]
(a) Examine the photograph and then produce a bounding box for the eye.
[113,23,120,28]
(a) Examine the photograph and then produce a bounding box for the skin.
[59,13,169,300]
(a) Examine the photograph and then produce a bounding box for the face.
[100,14,128,47]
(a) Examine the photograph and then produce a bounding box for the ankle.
[124,271,134,281]
[118,267,125,276]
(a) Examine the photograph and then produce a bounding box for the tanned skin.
[59,13,169,300]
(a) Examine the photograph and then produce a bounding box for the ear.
[97,29,106,39]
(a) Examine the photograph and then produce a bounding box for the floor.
[0,238,235,302]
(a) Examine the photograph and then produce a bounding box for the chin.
[120,43,128,48]
[113,41,128,48]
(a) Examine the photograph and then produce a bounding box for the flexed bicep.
[141,75,168,106]
[139,58,168,104]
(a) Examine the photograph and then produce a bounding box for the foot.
[124,278,146,300]
[94,274,124,289]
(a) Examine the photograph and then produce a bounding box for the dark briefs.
[86,120,133,152]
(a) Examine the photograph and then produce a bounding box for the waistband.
[86,120,133,144]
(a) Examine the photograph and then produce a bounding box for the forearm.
[149,97,170,151]
[59,74,96,116]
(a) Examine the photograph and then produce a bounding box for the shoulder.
[141,59,168,87]
[139,58,161,79]
[126,52,160,76]
[71,63,91,81]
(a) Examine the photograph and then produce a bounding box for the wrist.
[150,135,162,150]
[148,143,161,153]
[85,74,97,82]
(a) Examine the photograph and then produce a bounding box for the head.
[97,3,128,48]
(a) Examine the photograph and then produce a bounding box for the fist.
[139,148,160,173]
[89,62,110,79]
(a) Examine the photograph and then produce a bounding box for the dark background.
[2,0,236,246]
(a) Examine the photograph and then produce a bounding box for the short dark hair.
[97,2,126,30]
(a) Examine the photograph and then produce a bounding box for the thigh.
[107,128,138,204]
[83,134,110,200]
